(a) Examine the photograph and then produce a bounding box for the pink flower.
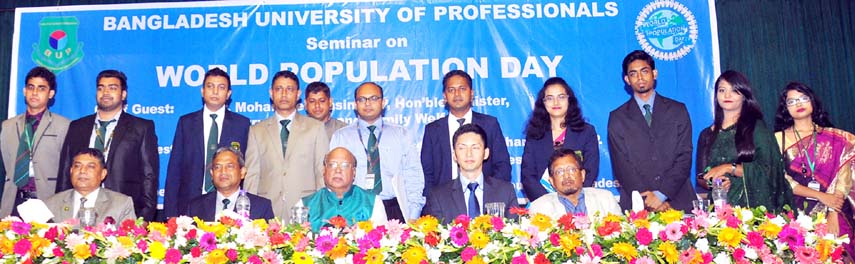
[352,252,367,264]
[11,222,31,235]
[165,248,182,264]
[549,233,560,246]
[634,256,655,264]
[399,229,412,244]
[454,215,471,228]
[573,215,591,229]
[90,243,97,256]
[461,247,477,261]
[200,232,217,251]
[136,240,148,252]
[190,247,201,258]
[295,236,310,252]
[262,251,282,264]
[794,247,820,264]
[13,239,31,255]
[105,244,131,260]
[52,247,64,257]
[746,231,764,249]
[246,255,263,264]
[678,248,697,264]
[315,235,336,254]
[512,254,530,264]
[726,216,740,228]
[590,243,603,257]
[450,225,469,246]
[636,228,653,245]
[491,216,505,232]
[44,226,59,241]
[662,222,683,241]
[777,226,805,249]
[580,254,601,264]
[226,249,238,261]
[733,248,745,260]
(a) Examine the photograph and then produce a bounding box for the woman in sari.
[774,82,854,255]
[521,77,599,202]
[696,70,792,211]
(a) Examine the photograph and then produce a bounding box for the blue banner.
[11,0,719,207]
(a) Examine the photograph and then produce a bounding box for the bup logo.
[635,0,698,61]
[32,16,84,73]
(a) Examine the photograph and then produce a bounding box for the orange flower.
[414,216,439,233]
[611,242,637,261]
[402,246,427,264]
[328,238,349,260]
[530,213,552,231]
[328,216,348,228]
[510,207,529,216]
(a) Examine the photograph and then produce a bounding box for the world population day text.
[103,2,619,31]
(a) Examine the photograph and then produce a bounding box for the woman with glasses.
[774,82,854,255]
[521,77,599,202]
[696,70,792,211]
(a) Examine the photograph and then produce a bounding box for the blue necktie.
[467,182,480,218]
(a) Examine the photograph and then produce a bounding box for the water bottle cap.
[714,178,722,185]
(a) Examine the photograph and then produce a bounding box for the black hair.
[452,123,488,147]
[271,70,300,89]
[96,69,128,91]
[524,77,586,139]
[706,70,764,163]
[204,68,231,90]
[622,50,656,76]
[774,82,834,131]
[305,82,331,98]
[547,148,582,176]
[442,70,472,92]
[25,66,57,92]
[74,148,106,168]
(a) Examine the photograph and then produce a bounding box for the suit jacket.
[421,112,512,196]
[607,94,695,212]
[55,112,159,221]
[164,109,250,217]
[244,113,328,221]
[520,123,599,201]
[44,188,136,223]
[528,188,622,220]
[184,191,275,222]
[421,176,519,224]
[324,118,348,140]
[0,111,70,216]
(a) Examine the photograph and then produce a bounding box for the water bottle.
[711,178,728,208]
[235,190,251,218]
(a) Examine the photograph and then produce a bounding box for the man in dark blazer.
[422,124,518,224]
[607,50,695,213]
[56,70,159,221]
[421,70,511,197]
[164,68,250,218]
[185,147,274,221]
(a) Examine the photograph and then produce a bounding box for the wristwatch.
[731,162,738,175]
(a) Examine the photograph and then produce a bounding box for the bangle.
[731,162,738,175]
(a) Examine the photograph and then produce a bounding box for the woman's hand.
[703,164,733,189]
[817,192,844,212]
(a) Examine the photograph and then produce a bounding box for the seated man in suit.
[422,124,518,224]
[185,147,274,221]
[45,148,135,223]
[529,148,622,219]
[299,147,386,231]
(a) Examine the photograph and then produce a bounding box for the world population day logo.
[635,0,698,61]
[32,16,84,73]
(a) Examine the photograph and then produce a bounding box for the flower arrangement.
[0,205,848,263]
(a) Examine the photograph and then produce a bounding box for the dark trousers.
[382,198,405,222]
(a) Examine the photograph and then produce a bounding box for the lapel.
[108,112,133,153]
[220,110,234,145]
[203,192,217,221]
[649,94,669,129]
[622,98,650,132]
[58,191,75,221]
[94,189,111,219]
[437,115,451,155]
[449,178,468,216]
[190,110,205,154]
[14,111,54,154]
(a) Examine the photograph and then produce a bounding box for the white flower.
[795,214,814,230]
[739,208,754,223]
[427,248,442,262]
[648,222,665,235]
[695,238,710,252]
[744,248,758,260]
[713,252,732,264]
[770,215,787,226]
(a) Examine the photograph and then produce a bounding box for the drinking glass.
[692,199,711,213]
[290,206,309,225]
[78,207,98,228]
[485,202,506,218]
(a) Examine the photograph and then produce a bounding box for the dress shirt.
[557,192,587,215]
[88,111,122,160]
[447,109,473,180]
[458,173,484,214]
[329,118,425,220]
[276,111,296,131]
[202,106,226,153]
[72,188,101,217]
[633,92,667,202]
[215,191,240,216]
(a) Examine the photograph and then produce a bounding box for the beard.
[557,186,580,196]
[97,99,123,112]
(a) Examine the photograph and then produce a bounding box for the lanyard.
[22,121,35,157]
[356,123,384,158]
[95,121,116,154]
[793,125,817,177]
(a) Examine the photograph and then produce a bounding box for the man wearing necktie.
[421,70,512,198]
[244,71,328,222]
[607,50,695,213]
[45,148,135,224]
[1,66,70,217]
[421,124,518,224]
[330,82,425,223]
[56,70,160,221]
[185,147,273,221]
[164,68,250,219]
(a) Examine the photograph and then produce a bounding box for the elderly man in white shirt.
[529,148,621,219]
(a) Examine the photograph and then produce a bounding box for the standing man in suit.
[56,69,159,221]
[1,66,70,217]
[164,68,250,218]
[45,148,136,223]
[330,82,424,222]
[185,147,274,221]
[421,70,511,196]
[607,50,695,212]
[421,124,518,224]
[304,82,348,140]
[244,70,328,221]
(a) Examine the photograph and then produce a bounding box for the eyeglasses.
[786,96,811,107]
[356,95,382,104]
[543,94,568,103]
[552,166,579,176]
[325,161,353,170]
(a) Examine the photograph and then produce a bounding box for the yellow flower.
[611,242,638,261]
[292,251,314,264]
[291,233,304,245]
[194,217,228,237]
[471,215,493,231]
[633,218,650,228]
[469,231,489,249]
[149,241,166,260]
[468,256,487,264]
[328,238,348,260]
[658,242,679,263]
[73,243,92,259]
[817,239,831,261]
[530,213,553,231]
[604,213,622,223]
[252,218,269,230]
[414,216,439,233]
[758,222,782,238]
[30,237,51,256]
[559,233,581,255]
[364,248,384,264]
[148,222,167,235]
[357,220,374,232]
[659,209,683,224]
[0,222,10,232]
[117,236,135,248]
[207,249,228,263]
[402,246,427,264]
[717,227,743,248]
[0,237,13,255]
